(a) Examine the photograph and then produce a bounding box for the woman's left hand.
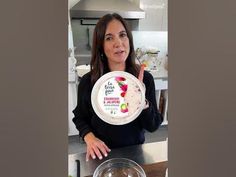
[84,132,111,161]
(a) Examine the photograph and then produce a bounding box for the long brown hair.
[90,13,139,84]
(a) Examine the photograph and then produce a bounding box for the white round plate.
[91,71,145,125]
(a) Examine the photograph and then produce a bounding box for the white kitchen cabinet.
[139,0,168,31]
[68,82,79,136]
[154,78,168,125]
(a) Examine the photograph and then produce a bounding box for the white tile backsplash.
[132,31,168,58]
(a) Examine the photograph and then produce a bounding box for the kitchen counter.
[68,140,168,177]
[149,68,168,80]
[149,68,168,90]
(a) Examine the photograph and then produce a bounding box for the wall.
[68,0,80,9]
[139,0,168,31]
[132,31,168,58]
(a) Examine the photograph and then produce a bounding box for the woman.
[73,13,163,161]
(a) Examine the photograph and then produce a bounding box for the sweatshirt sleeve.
[72,73,93,139]
[138,71,163,132]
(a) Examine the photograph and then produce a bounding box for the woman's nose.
[114,37,122,47]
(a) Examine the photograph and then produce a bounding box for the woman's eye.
[105,36,112,41]
[120,33,127,38]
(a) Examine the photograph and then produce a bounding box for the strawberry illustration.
[121,92,126,97]
[115,76,126,82]
[120,84,128,92]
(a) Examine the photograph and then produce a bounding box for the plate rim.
[91,71,146,125]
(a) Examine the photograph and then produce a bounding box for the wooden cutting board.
[142,161,168,177]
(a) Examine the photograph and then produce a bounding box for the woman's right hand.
[84,132,111,161]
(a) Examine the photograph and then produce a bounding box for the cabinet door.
[68,83,79,136]
[139,0,168,31]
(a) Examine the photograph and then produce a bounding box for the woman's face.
[103,19,130,67]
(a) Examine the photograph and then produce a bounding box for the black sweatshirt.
[72,71,163,148]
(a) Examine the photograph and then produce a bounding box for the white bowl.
[93,158,146,177]
[76,65,90,77]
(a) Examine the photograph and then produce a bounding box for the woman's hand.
[84,132,111,161]
[138,64,145,82]
[138,64,149,109]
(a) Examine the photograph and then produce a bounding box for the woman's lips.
[114,50,125,55]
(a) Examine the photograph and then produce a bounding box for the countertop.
[149,68,168,80]
[68,140,168,177]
